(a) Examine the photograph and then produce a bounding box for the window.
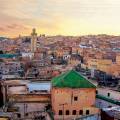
[59,110,63,115]
[108,93,110,97]
[79,110,83,115]
[108,106,112,108]
[25,113,28,116]
[66,110,69,115]
[96,90,98,94]
[86,110,89,115]
[17,113,21,118]
[72,110,76,115]
[74,96,78,101]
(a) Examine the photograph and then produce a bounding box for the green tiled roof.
[0,54,17,58]
[51,70,96,88]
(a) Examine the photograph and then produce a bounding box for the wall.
[8,94,50,103]
[51,87,99,120]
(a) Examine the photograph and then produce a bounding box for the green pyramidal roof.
[51,70,96,88]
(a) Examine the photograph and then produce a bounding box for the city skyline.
[1,0,120,37]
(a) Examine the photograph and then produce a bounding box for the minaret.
[31,28,37,52]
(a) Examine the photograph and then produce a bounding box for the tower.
[31,28,37,52]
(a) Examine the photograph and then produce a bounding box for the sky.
[0,0,120,37]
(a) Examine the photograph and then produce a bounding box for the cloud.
[0,27,5,32]
[6,24,28,30]
[0,0,120,37]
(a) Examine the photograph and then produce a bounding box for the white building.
[21,52,34,59]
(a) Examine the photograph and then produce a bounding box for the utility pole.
[59,103,67,120]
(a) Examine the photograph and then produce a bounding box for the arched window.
[108,93,110,97]
[66,110,69,115]
[79,110,83,115]
[59,110,63,115]
[72,110,76,115]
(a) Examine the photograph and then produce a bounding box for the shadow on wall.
[0,83,3,107]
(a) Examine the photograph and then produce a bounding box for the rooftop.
[0,54,17,59]
[51,70,96,88]
[27,82,51,92]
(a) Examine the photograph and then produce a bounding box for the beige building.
[31,28,37,52]
[51,70,100,120]
[87,59,112,73]
[87,58,120,76]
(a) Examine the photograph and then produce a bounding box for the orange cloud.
[0,0,120,37]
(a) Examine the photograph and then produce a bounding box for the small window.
[108,93,110,97]
[66,110,69,115]
[74,96,78,101]
[108,106,112,108]
[59,110,63,115]
[25,113,28,116]
[79,110,83,115]
[72,110,76,115]
[17,113,21,118]
[86,110,89,115]
[96,90,98,94]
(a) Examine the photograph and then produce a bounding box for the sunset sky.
[0,0,120,37]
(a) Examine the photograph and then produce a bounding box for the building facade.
[51,70,100,120]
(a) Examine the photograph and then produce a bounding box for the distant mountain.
[0,37,8,41]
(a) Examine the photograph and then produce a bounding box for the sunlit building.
[31,28,37,53]
[51,70,100,120]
